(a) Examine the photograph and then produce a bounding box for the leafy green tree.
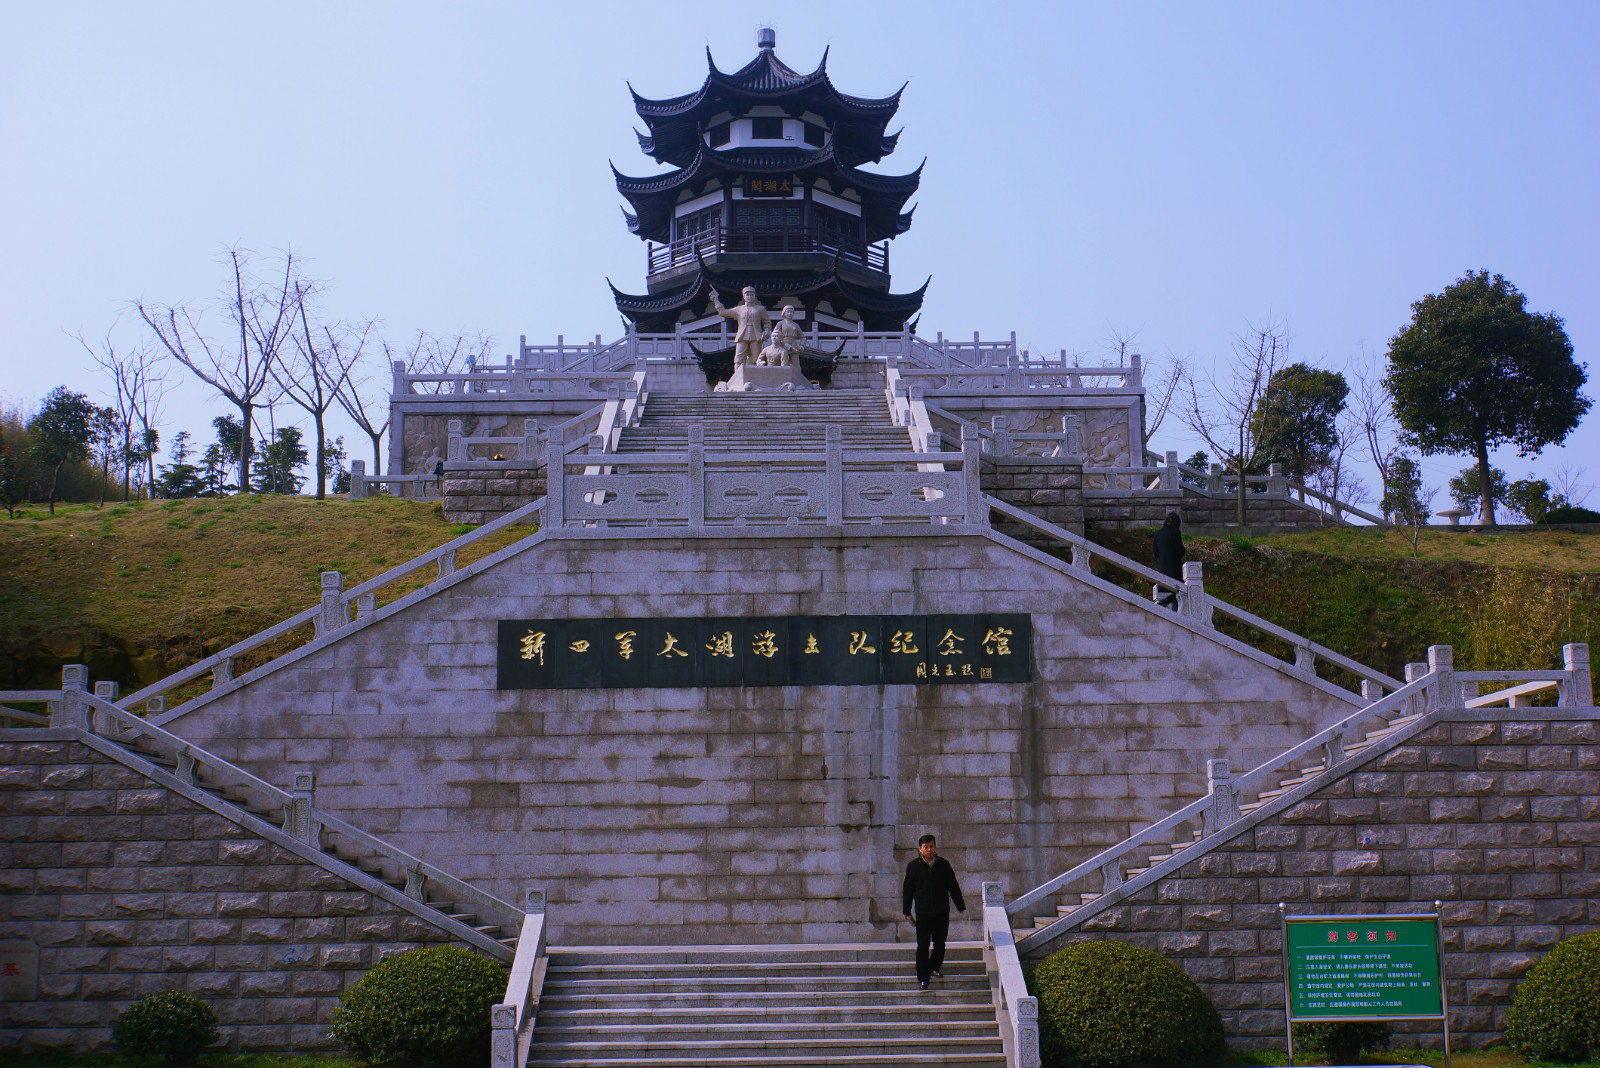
[250,426,308,494]
[1385,271,1590,524]
[1506,477,1553,523]
[27,387,97,515]
[1382,455,1434,556]
[1250,363,1349,484]
[1448,465,1508,516]
[157,431,208,498]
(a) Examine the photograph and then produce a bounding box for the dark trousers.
[914,911,950,982]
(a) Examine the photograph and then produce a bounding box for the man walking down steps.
[901,834,968,989]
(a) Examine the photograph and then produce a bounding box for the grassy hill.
[0,496,527,689]
[2,497,1597,693]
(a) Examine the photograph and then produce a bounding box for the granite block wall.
[158,529,1356,946]
[442,465,547,524]
[1030,714,1600,1050]
[0,739,475,1053]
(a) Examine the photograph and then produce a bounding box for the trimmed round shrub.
[1293,1021,1391,1064]
[1028,940,1226,1068]
[329,945,506,1065]
[112,990,220,1063]
[1505,931,1600,1063]
[1542,505,1600,524]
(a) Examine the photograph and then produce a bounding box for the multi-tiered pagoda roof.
[609,29,927,334]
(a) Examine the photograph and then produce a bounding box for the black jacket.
[902,855,966,917]
[1152,525,1185,580]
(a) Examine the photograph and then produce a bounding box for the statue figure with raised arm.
[709,285,772,367]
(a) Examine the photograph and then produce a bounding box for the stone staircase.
[109,726,520,955]
[1018,703,1434,938]
[616,390,913,453]
[526,943,1006,1066]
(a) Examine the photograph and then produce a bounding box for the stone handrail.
[1006,643,1590,947]
[984,496,1401,693]
[13,684,524,959]
[491,897,550,1068]
[897,357,1141,392]
[548,424,986,530]
[921,403,1085,461]
[348,466,438,501]
[398,368,636,395]
[1006,667,1436,923]
[982,882,1041,1068]
[1143,447,1388,526]
[117,497,550,718]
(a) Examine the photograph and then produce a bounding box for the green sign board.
[1283,914,1444,1020]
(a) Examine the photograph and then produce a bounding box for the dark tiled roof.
[629,43,904,168]
[609,262,928,333]
[612,144,921,243]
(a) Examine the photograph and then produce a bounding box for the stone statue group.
[709,285,803,367]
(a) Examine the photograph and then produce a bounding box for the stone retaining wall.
[1085,488,1338,531]
[1033,713,1600,1050]
[442,465,546,525]
[158,529,1355,947]
[0,739,469,1053]
[981,457,1086,538]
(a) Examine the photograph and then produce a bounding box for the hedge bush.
[1541,505,1600,524]
[111,990,220,1063]
[1292,1021,1391,1064]
[1505,931,1600,1063]
[329,946,506,1065]
[1028,940,1226,1067]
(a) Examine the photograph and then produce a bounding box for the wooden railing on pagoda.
[647,223,889,275]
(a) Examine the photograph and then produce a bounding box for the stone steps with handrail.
[998,642,1592,957]
[0,674,532,961]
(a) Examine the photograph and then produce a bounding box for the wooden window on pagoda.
[708,121,731,148]
[750,117,785,140]
[803,122,825,147]
[733,202,802,229]
[673,206,720,245]
[814,204,861,240]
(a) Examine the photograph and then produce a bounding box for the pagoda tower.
[610,28,927,334]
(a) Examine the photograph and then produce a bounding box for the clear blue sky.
[3,1,1596,506]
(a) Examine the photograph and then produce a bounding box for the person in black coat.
[1152,511,1185,610]
[901,834,966,988]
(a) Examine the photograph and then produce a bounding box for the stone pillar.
[961,424,983,526]
[350,459,366,499]
[545,437,566,527]
[1361,680,1384,703]
[52,665,88,728]
[1561,643,1592,707]
[448,419,464,461]
[91,681,119,737]
[287,772,321,847]
[1207,463,1224,495]
[1427,645,1455,711]
[1204,758,1239,836]
[316,572,344,637]
[1268,463,1287,498]
[824,426,843,526]
[1162,450,1179,491]
[1180,561,1211,626]
[688,424,707,529]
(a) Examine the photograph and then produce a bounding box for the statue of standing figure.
[758,305,804,366]
[709,286,772,367]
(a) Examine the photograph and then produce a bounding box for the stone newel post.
[1561,643,1592,707]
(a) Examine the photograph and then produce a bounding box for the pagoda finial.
[757,26,775,51]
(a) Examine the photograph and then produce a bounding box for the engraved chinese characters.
[495,614,1032,690]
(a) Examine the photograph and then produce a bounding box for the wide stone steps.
[1022,707,1430,936]
[120,736,514,948]
[617,390,912,454]
[528,943,1004,1067]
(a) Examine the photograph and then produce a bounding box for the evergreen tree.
[250,426,308,494]
[156,431,208,498]
[1448,466,1508,517]
[1385,271,1590,524]
[26,387,97,515]
[1250,363,1349,484]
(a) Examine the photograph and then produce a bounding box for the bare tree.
[1348,355,1397,519]
[80,331,170,500]
[135,247,304,492]
[1307,412,1368,523]
[1549,462,1592,509]
[1142,352,1188,448]
[1181,319,1289,526]
[274,281,367,499]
